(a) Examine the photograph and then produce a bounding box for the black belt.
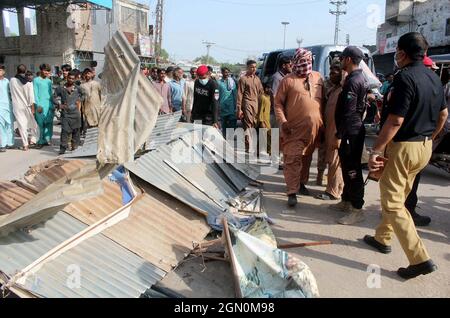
[398,136,431,142]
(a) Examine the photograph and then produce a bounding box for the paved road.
[1,131,449,298]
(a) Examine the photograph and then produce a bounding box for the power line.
[330,0,347,45]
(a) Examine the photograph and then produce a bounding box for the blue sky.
[146,0,386,63]
[3,0,386,63]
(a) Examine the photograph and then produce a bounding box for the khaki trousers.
[326,150,344,199]
[375,140,432,265]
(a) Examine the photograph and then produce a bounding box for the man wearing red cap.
[191,65,220,127]
[236,60,264,153]
[274,48,324,207]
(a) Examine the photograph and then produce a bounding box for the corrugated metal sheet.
[64,128,99,158]
[63,180,123,225]
[0,211,166,298]
[64,109,182,158]
[125,136,238,218]
[63,176,209,273]
[21,229,166,298]
[0,161,103,238]
[0,181,35,216]
[98,31,162,164]
[102,183,209,272]
[146,111,182,150]
[23,159,89,192]
[0,212,87,278]
[174,123,261,181]
[62,174,210,273]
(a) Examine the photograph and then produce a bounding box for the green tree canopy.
[194,55,219,65]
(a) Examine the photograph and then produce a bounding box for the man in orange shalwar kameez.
[275,48,324,207]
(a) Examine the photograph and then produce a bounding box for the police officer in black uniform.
[365,32,448,279]
[331,46,369,225]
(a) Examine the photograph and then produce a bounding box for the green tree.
[221,63,245,76]
[160,48,169,60]
[194,55,219,65]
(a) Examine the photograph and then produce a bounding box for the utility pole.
[296,37,304,48]
[346,33,350,46]
[202,41,215,65]
[281,21,290,49]
[154,0,164,63]
[329,0,347,45]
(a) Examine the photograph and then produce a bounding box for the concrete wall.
[377,0,450,54]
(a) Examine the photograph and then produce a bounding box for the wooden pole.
[278,241,332,249]
[222,218,243,298]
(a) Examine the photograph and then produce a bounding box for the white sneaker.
[338,208,365,225]
[329,201,351,212]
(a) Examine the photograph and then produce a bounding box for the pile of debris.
[0,32,319,299]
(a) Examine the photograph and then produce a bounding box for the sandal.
[315,192,339,201]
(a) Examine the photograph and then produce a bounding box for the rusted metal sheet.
[0,161,103,238]
[63,180,123,225]
[0,181,35,216]
[22,159,89,193]
[64,178,210,273]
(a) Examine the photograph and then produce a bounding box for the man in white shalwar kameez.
[10,64,39,151]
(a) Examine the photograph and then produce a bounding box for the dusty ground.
[2,129,449,298]
[160,158,450,298]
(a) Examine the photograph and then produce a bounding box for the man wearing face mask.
[192,65,220,128]
[332,46,369,225]
[365,32,448,280]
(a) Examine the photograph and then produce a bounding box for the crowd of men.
[274,33,448,280]
[0,32,449,280]
[0,63,102,155]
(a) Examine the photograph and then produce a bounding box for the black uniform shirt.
[387,61,446,142]
[192,79,219,125]
[335,69,369,138]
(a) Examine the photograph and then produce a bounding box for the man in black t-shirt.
[54,70,83,155]
[191,65,220,128]
[365,32,448,280]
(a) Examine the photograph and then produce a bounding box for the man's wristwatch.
[369,150,384,157]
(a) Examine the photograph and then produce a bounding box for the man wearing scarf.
[9,64,39,151]
[274,48,324,207]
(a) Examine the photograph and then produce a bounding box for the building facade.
[0,0,151,77]
[375,0,450,74]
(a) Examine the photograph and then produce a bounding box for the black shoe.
[410,210,431,227]
[363,235,392,254]
[299,184,310,196]
[398,260,438,280]
[59,148,66,155]
[288,194,298,207]
[0,147,6,153]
